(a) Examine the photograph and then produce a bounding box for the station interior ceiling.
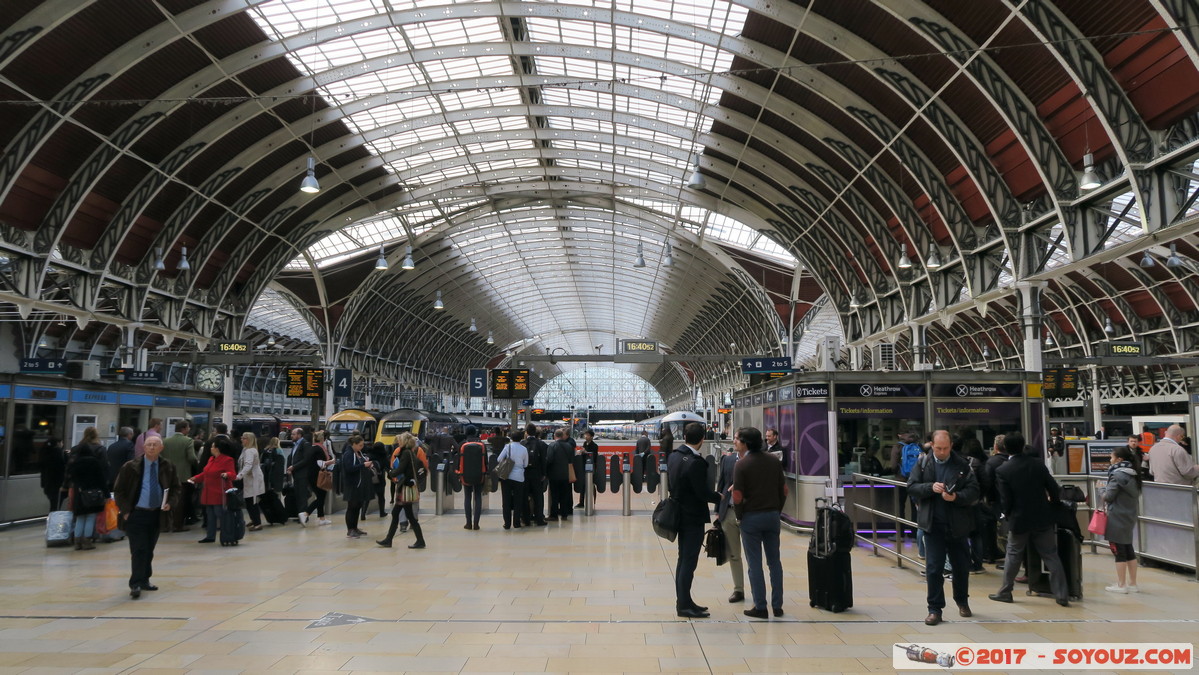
[3,0,1199,410]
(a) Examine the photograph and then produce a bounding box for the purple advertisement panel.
[837,401,926,419]
[779,404,796,473]
[763,406,778,440]
[796,402,830,476]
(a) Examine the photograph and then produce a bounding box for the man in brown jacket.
[113,435,181,599]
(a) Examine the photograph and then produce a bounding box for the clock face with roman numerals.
[196,366,223,392]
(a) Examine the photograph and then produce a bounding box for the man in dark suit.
[908,430,980,626]
[105,427,135,492]
[989,432,1070,606]
[523,424,548,526]
[667,422,720,618]
[545,428,575,521]
[715,443,744,603]
[286,427,312,525]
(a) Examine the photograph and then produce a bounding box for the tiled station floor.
[0,488,1196,674]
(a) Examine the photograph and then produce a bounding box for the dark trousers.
[549,479,572,518]
[501,479,526,527]
[203,505,221,540]
[362,480,386,518]
[44,488,60,513]
[526,479,545,524]
[169,482,193,530]
[125,509,161,589]
[998,527,1067,601]
[245,495,261,527]
[291,472,310,518]
[385,501,424,544]
[980,503,1003,560]
[923,522,973,614]
[464,484,483,526]
[345,501,361,533]
[675,523,705,610]
[306,484,327,517]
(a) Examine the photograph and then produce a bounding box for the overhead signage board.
[286,368,324,398]
[20,357,67,374]
[116,369,164,384]
[489,368,530,399]
[1106,341,1145,357]
[332,368,352,398]
[621,340,658,353]
[931,382,1022,398]
[1059,368,1079,397]
[741,357,792,374]
[794,384,830,398]
[468,368,488,398]
[211,341,251,354]
[749,372,788,386]
[834,383,926,398]
[1042,368,1059,397]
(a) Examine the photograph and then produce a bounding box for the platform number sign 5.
[333,369,352,398]
[468,368,488,398]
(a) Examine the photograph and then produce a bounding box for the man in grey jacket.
[715,443,745,603]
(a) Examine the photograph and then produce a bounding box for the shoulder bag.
[315,444,334,491]
[79,488,106,512]
[1087,509,1107,536]
[704,523,727,565]
[494,445,515,480]
[399,482,420,504]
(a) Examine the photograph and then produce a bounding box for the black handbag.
[704,523,727,565]
[652,497,681,541]
[224,487,245,511]
[79,488,106,511]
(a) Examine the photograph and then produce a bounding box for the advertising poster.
[795,402,830,476]
[779,404,796,474]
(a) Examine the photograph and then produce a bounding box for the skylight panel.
[422,56,512,82]
[452,116,529,134]
[439,87,525,111]
[402,17,506,51]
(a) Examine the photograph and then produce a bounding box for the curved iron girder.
[1005,0,1154,167]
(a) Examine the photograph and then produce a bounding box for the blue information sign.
[20,357,67,374]
[740,357,792,374]
[333,368,352,398]
[468,368,488,398]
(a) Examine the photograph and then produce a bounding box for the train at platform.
[589,411,709,440]
[325,408,508,447]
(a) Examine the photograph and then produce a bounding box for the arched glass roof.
[534,366,666,411]
[246,287,321,344]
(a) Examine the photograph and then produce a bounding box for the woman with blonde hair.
[378,433,425,549]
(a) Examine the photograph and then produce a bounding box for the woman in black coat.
[38,436,66,513]
[361,442,388,520]
[339,435,374,538]
[65,428,108,550]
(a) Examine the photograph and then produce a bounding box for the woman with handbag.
[188,437,236,543]
[378,433,425,549]
[361,441,388,520]
[237,432,266,531]
[1102,445,1143,593]
[303,431,334,526]
[339,434,374,538]
[65,427,107,550]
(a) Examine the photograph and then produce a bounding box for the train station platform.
[0,489,1196,674]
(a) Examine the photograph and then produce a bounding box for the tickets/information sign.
[490,368,530,399]
[286,368,324,398]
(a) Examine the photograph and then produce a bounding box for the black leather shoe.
[691,604,708,613]
[988,593,1014,603]
[197,538,215,543]
[924,612,942,626]
[408,542,426,549]
[1056,598,1070,607]
[772,606,784,617]
[676,608,709,619]
[743,608,769,619]
[728,591,744,603]
[141,584,159,592]
[376,539,392,548]
[958,604,972,617]
[129,587,141,599]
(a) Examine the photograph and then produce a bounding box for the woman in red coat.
[189,437,235,543]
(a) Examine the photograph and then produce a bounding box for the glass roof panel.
[246,287,320,344]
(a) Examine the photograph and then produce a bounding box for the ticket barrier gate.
[432,462,454,516]
[584,460,595,516]
[622,455,632,516]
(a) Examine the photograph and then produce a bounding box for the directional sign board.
[332,368,352,398]
[468,368,488,398]
[20,357,67,374]
[740,356,791,374]
[286,368,324,398]
[490,368,530,399]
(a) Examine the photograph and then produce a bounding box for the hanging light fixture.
[374,245,388,270]
[685,162,706,190]
[897,244,912,270]
[487,331,495,345]
[1104,317,1115,335]
[469,317,477,332]
[1044,330,1054,347]
[401,245,415,270]
[982,344,991,359]
[1139,250,1156,268]
[154,248,165,271]
[1167,242,1184,268]
[926,244,942,270]
[433,290,444,311]
[633,242,646,268]
[300,156,320,194]
[267,336,276,348]
[663,241,674,267]
[849,293,862,309]
[1080,152,1101,191]
[178,246,190,271]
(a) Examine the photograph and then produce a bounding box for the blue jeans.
[675,523,705,610]
[73,512,96,539]
[204,505,221,540]
[739,510,783,610]
[923,521,972,613]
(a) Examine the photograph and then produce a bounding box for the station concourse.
[3,0,1199,673]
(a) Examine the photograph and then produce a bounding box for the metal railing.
[848,472,1199,581]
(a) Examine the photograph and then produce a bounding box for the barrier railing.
[848,472,1198,581]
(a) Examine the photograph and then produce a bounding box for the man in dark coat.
[457,426,487,530]
[523,424,548,526]
[113,435,181,599]
[545,428,574,521]
[908,429,980,626]
[286,427,312,525]
[105,427,135,493]
[715,443,744,603]
[667,422,720,618]
[989,432,1069,606]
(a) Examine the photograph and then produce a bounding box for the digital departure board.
[285,368,324,398]
[490,368,530,399]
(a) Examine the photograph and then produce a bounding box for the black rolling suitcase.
[808,498,854,613]
[1027,526,1083,600]
[259,490,288,525]
[220,506,245,546]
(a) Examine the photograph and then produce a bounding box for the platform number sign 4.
[333,369,352,399]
